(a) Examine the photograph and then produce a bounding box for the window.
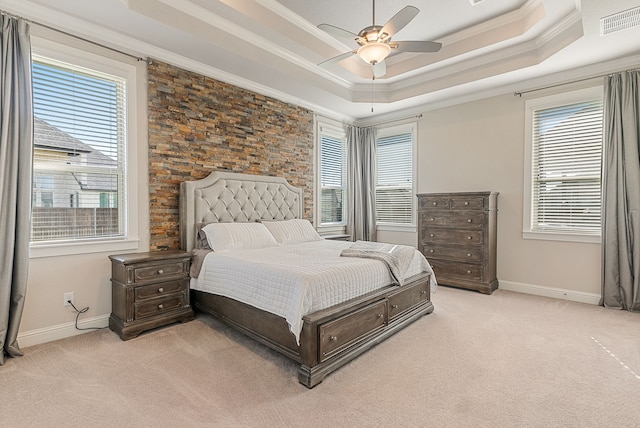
[524,87,604,242]
[375,124,416,226]
[319,125,347,225]
[31,56,126,243]
[27,38,141,257]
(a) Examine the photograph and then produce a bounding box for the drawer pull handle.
[429,217,434,221]
[467,236,472,240]
[429,249,434,253]
[430,233,435,237]
[392,304,399,309]
[432,202,437,206]
[467,253,472,257]
[330,336,337,342]
[378,313,384,318]
[157,269,164,275]
[158,304,164,309]
[467,219,472,223]
[158,287,164,293]
[466,270,472,274]
[421,290,427,295]
[464,201,469,205]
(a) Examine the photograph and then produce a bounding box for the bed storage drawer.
[388,280,429,320]
[319,300,387,361]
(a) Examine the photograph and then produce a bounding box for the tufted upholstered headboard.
[179,171,304,251]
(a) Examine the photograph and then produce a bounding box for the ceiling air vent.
[601,6,640,36]
[469,0,485,5]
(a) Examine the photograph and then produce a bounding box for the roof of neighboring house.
[34,117,118,192]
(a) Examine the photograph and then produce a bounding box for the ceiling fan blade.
[380,6,419,38]
[372,60,386,78]
[318,23,359,41]
[391,40,442,53]
[318,50,356,67]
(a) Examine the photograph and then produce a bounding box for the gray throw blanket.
[340,241,415,286]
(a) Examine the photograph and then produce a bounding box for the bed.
[179,171,435,387]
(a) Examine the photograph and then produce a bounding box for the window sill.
[376,224,416,233]
[29,238,140,259]
[522,231,601,244]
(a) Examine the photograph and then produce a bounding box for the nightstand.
[109,251,194,340]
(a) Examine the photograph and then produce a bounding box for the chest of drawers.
[417,192,498,294]
[109,251,194,340]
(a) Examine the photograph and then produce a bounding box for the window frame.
[522,86,604,244]
[375,122,417,231]
[29,37,141,258]
[316,121,348,231]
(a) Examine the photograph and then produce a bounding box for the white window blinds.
[320,131,347,224]
[376,130,414,224]
[31,57,127,242]
[531,99,603,235]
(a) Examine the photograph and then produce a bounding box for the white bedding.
[191,239,436,344]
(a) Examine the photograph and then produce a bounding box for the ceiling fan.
[317,0,442,78]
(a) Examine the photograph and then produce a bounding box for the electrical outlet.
[63,292,74,307]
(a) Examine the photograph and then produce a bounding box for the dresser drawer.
[135,279,187,301]
[421,244,483,262]
[422,229,483,245]
[135,295,185,319]
[134,261,187,283]
[419,197,450,210]
[420,211,485,229]
[450,196,485,210]
[319,300,387,361]
[388,279,429,320]
[430,260,483,281]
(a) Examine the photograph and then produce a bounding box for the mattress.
[191,239,435,344]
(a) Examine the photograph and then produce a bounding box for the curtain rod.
[514,66,640,97]
[1,8,145,62]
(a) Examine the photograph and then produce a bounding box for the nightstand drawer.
[135,279,187,301]
[135,295,185,319]
[134,261,186,283]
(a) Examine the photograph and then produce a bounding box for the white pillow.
[201,222,278,252]
[261,219,323,245]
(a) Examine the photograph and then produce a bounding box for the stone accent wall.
[147,59,315,250]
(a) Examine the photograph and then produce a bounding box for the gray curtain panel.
[346,125,377,242]
[0,15,33,364]
[601,70,640,311]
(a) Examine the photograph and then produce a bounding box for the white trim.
[316,118,348,227]
[17,314,110,348]
[499,280,601,305]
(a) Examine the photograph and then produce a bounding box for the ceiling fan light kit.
[318,1,442,78]
[357,42,391,64]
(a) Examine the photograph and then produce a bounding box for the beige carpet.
[2,287,640,428]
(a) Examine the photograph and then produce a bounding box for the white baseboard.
[17,314,110,348]
[499,280,601,305]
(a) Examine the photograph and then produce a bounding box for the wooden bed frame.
[180,171,434,387]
